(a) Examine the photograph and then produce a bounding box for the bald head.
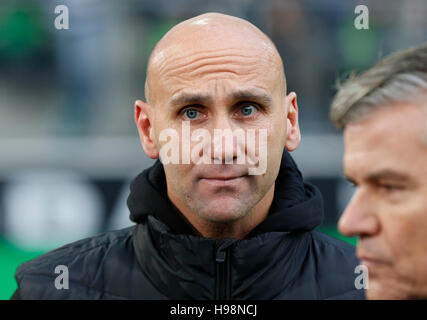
[145,13,286,105]
[135,13,301,238]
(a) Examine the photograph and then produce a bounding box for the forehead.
[343,103,427,177]
[149,30,283,102]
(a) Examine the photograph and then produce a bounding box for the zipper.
[215,240,233,300]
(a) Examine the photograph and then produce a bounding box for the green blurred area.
[0,238,45,300]
[0,227,356,300]
[0,4,47,60]
[317,225,357,247]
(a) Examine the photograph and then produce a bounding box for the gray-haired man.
[330,43,427,299]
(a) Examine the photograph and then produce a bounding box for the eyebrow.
[169,92,213,108]
[230,88,273,106]
[366,169,411,182]
[169,88,273,109]
[345,169,412,185]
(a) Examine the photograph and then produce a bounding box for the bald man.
[12,13,364,300]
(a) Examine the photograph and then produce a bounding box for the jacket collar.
[132,215,312,299]
[128,150,324,299]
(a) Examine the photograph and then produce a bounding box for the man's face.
[142,21,299,225]
[339,102,427,299]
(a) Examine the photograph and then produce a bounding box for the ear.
[284,92,301,151]
[134,100,159,159]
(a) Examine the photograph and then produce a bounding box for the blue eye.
[184,109,200,120]
[240,105,257,116]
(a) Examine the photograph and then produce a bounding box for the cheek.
[400,204,427,263]
[384,218,427,298]
[164,164,192,185]
[266,114,286,146]
[382,217,412,260]
[380,202,427,268]
[266,126,285,160]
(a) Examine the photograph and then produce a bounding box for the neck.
[167,184,275,240]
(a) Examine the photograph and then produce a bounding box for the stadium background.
[0,0,426,299]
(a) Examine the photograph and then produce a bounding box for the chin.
[366,278,413,300]
[367,288,408,300]
[196,197,248,223]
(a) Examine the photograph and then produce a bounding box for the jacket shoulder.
[13,227,137,299]
[310,230,357,254]
[307,230,365,299]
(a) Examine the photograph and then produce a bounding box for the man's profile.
[11,13,363,300]
[331,42,427,299]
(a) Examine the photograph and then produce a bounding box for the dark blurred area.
[0,0,426,298]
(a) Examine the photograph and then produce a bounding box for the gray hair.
[330,42,427,128]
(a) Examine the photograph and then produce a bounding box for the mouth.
[357,249,388,267]
[199,175,247,187]
[359,256,382,266]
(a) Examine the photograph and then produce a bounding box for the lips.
[357,248,388,266]
[196,165,249,187]
[199,175,247,187]
[359,256,381,266]
[201,174,245,180]
[198,166,248,180]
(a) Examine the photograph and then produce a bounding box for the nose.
[338,188,380,238]
[210,113,243,164]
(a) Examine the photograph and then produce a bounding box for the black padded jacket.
[11,151,365,300]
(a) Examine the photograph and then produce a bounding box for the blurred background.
[0,0,426,299]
